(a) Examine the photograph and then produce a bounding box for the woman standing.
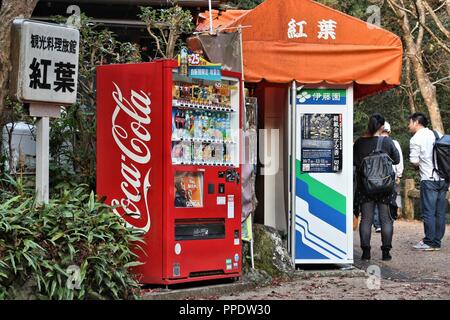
[354,114,400,261]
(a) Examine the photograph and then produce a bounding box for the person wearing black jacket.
[354,114,400,261]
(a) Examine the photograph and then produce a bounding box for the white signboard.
[11,19,80,105]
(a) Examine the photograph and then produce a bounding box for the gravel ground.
[354,220,450,282]
[216,276,450,300]
[215,220,450,300]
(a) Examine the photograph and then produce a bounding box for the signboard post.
[36,117,49,204]
[10,19,80,204]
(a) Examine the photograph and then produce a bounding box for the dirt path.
[215,220,450,300]
[353,220,450,283]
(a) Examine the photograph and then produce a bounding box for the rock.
[243,268,272,286]
[244,224,294,279]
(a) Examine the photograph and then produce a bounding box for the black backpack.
[432,131,450,181]
[360,136,395,195]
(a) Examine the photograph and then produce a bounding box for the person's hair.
[408,112,428,127]
[367,113,385,136]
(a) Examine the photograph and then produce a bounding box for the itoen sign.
[110,82,152,233]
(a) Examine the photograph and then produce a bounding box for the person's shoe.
[375,227,381,233]
[361,247,371,261]
[382,249,392,261]
[413,240,435,251]
[431,246,441,251]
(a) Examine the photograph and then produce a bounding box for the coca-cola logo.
[110,82,152,233]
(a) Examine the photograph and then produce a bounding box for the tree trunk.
[389,0,445,133]
[405,33,445,133]
[166,31,179,59]
[405,58,416,114]
[0,0,38,117]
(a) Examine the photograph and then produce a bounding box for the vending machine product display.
[96,60,242,284]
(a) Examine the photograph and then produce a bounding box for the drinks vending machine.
[96,60,243,284]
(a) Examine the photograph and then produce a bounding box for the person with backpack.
[373,121,404,233]
[354,114,400,261]
[408,112,449,251]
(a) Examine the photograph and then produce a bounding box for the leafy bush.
[0,183,143,300]
[48,14,142,190]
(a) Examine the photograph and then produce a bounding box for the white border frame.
[291,83,354,265]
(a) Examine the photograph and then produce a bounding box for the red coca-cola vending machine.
[96,60,242,285]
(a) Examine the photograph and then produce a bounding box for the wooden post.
[403,179,416,220]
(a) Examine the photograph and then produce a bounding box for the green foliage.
[228,0,264,9]
[138,3,194,58]
[49,14,141,190]
[315,0,450,179]
[75,13,142,107]
[49,103,96,189]
[354,87,419,181]
[0,182,143,300]
[0,97,34,176]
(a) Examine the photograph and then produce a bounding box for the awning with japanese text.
[196,0,403,100]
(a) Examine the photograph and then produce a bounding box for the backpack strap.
[375,136,384,152]
[432,130,440,140]
[432,130,440,180]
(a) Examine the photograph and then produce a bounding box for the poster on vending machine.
[174,172,204,208]
[301,113,342,173]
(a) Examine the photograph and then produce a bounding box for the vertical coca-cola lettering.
[120,161,142,203]
[110,82,152,232]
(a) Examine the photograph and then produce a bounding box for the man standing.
[409,113,449,251]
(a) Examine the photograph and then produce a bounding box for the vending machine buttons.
[226,169,235,182]
[234,230,240,245]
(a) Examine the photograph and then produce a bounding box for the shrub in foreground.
[0,185,143,300]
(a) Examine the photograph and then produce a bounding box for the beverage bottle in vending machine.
[202,112,209,139]
[174,110,181,138]
[198,112,204,139]
[224,113,231,141]
[194,112,201,138]
[206,112,213,139]
[181,141,192,163]
[189,111,195,138]
[223,143,229,163]
[216,113,224,140]
[184,110,191,138]
[180,48,188,76]
[204,143,210,164]
[194,142,203,163]
[210,113,220,140]
[172,141,183,163]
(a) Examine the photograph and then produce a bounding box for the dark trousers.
[420,180,449,248]
[360,201,393,250]
[373,205,381,229]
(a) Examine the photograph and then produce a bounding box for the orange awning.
[196,9,249,31]
[196,0,403,100]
